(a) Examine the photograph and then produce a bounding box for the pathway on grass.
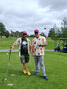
[0,49,54,52]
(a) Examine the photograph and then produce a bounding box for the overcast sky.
[0,0,67,36]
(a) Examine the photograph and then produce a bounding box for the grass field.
[0,37,54,49]
[0,51,67,89]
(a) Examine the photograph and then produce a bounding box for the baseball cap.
[34,29,39,33]
[22,31,27,35]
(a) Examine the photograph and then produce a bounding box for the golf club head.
[2,78,7,81]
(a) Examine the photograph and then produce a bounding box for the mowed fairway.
[0,38,17,49]
[0,52,67,89]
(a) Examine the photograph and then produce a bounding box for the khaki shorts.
[20,55,29,63]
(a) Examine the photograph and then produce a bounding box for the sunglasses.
[35,32,38,34]
[23,33,27,35]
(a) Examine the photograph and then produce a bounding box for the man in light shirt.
[32,29,48,80]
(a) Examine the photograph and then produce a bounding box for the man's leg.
[20,55,31,75]
[34,56,40,73]
[23,63,31,76]
[39,56,48,80]
[23,63,28,72]
[39,56,46,76]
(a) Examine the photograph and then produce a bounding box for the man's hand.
[9,47,12,52]
[32,53,34,57]
[37,42,41,46]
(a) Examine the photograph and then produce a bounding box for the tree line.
[0,23,46,38]
[0,17,67,39]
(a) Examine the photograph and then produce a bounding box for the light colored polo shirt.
[32,36,47,56]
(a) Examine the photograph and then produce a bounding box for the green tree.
[0,22,6,38]
[5,30,10,38]
[40,32,46,37]
[48,28,55,39]
[61,17,67,38]
[61,17,67,28]
[14,31,20,37]
[30,34,35,37]
[10,30,15,37]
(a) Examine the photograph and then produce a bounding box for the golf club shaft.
[6,47,11,77]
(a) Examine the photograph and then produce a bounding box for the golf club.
[2,47,12,81]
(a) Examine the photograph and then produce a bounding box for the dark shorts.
[20,55,29,63]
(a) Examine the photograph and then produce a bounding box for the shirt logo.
[23,41,27,45]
